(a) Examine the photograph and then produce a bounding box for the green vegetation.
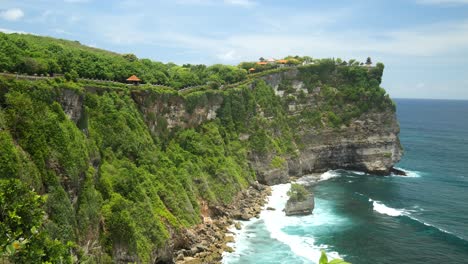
[287,183,309,202]
[0,32,247,88]
[0,33,395,262]
[319,250,351,264]
[0,76,257,262]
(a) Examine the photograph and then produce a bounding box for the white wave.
[393,167,422,178]
[319,171,340,181]
[296,170,341,185]
[296,174,322,185]
[223,183,343,263]
[262,184,342,263]
[369,198,405,217]
[348,170,366,175]
[405,215,467,241]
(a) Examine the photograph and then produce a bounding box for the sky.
[1,0,468,99]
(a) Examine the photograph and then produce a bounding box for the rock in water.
[284,193,315,216]
[390,167,407,176]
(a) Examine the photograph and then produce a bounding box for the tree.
[65,69,79,82]
[366,57,372,65]
[122,53,138,62]
[259,57,265,62]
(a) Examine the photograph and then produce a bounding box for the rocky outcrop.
[284,194,315,216]
[287,111,402,176]
[248,153,290,185]
[173,182,271,264]
[259,69,403,179]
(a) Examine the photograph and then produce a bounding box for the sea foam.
[319,170,340,181]
[369,198,405,217]
[223,182,343,263]
[262,184,342,263]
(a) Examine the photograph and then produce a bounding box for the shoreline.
[222,172,342,264]
[173,182,272,264]
[175,169,411,263]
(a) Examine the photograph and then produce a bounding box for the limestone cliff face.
[61,67,402,187]
[58,89,85,124]
[254,69,403,184]
[287,111,402,177]
[130,90,223,136]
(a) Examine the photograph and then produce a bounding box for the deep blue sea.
[223,99,468,264]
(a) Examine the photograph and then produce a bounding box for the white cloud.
[417,0,468,4]
[64,0,91,3]
[176,0,256,7]
[224,0,256,7]
[0,8,24,21]
[151,19,468,63]
[93,15,156,45]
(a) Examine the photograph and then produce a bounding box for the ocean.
[223,98,468,264]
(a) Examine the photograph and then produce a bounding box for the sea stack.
[285,193,315,216]
[284,184,315,216]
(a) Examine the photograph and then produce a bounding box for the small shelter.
[127,75,141,85]
[276,59,288,64]
[249,68,256,73]
[256,61,268,66]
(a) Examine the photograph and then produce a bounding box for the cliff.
[132,65,402,185]
[0,61,401,263]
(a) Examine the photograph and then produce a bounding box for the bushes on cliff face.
[296,62,394,128]
[0,179,73,263]
[0,78,259,262]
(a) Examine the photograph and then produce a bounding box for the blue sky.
[1,0,468,99]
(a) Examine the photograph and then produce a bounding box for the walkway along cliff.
[0,61,402,263]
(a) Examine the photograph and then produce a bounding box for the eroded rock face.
[284,193,315,216]
[248,153,290,185]
[58,89,84,124]
[287,111,402,177]
[129,69,402,185]
[258,69,402,181]
[58,68,402,187]
[131,90,223,136]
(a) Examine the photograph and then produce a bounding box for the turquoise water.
[223,99,468,264]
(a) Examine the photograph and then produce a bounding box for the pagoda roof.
[127,75,141,81]
[277,59,288,64]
